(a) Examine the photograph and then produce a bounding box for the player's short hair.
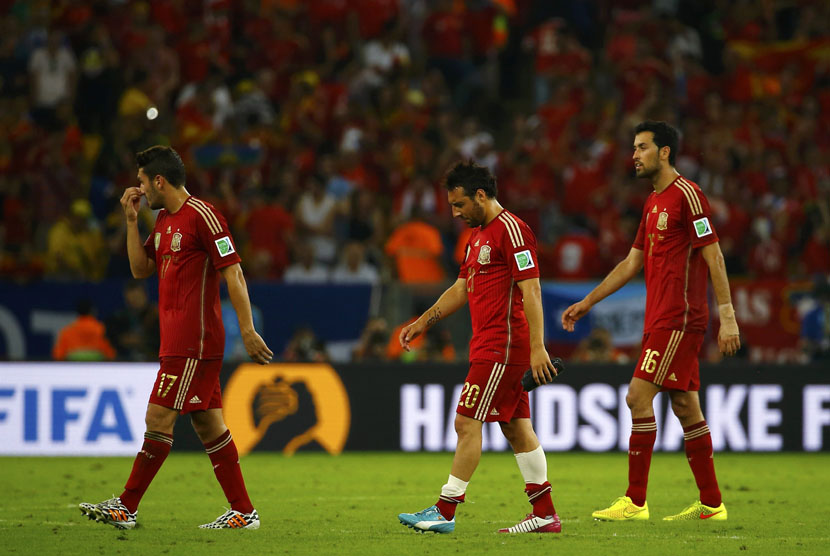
[443,160,497,199]
[634,121,680,166]
[136,146,186,188]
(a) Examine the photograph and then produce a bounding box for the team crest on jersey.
[154,232,161,250]
[656,211,668,230]
[477,245,491,265]
[171,232,183,252]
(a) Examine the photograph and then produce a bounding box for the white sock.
[515,445,548,484]
[440,474,469,499]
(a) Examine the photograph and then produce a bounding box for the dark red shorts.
[148,357,223,414]
[455,360,530,423]
[633,330,703,391]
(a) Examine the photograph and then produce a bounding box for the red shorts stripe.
[149,357,223,414]
[634,330,703,391]
[457,360,530,422]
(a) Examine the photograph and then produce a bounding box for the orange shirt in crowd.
[384,220,445,284]
[53,315,116,361]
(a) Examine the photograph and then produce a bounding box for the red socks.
[204,430,254,514]
[625,416,657,507]
[120,431,173,513]
[436,494,465,520]
[684,421,722,507]
[526,481,555,517]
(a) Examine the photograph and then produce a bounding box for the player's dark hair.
[136,146,186,188]
[443,160,497,199]
[634,121,680,166]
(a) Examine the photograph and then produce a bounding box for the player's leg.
[398,414,479,534]
[664,389,727,521]
[79,359,185,528]
[188,371,259,530]
[595,332,671,520]
[497,417,561,533]
[399,361,499,533]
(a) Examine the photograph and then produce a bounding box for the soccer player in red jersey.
[79,146,273,530]
[562,121,741,522]
[397,161,562,534]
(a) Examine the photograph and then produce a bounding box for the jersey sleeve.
[632,204,647,250]
[190,199,242,270]
[143,219,158,260]
[501,213,540,281]
[681,184,719,248]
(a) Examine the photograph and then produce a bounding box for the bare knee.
[145,404,177,434]
[500,421,519,445]
[190,409,228,443]
[454,415,481,441]
[670,394,701,423]
[625,391,651,414]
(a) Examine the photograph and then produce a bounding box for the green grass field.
[1,452,827,555]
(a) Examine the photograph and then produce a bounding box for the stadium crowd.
[0,0,828,361]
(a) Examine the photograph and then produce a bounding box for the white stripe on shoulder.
[675,178,702,215]
[187,198,221,234]
[189,198,223,232]
[500,212,525,246]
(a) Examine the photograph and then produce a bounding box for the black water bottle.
[521,357,565,391]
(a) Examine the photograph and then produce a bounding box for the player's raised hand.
[120,187,143,222]
[561,300,591,332]
[399,319,425,352]
[242,330,273,365]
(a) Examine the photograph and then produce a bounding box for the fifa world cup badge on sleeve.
[514,250,535,270]
[693,217,712,238]
[215,236,235,257]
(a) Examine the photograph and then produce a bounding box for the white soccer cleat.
[79,496,137,529]
[498,513,561,533]
[199,508,260,529]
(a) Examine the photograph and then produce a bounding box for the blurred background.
[0,0,828,367]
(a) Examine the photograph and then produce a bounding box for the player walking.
[397,161,562,534]
[562,121,740,521]
[79,146,273,529]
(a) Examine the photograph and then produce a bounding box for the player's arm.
[221,263,273,365]
[399,278,467,352]
[561,247,644,332]
[518,277,558,386]
[120,187,156,278]
[701,241,741,356]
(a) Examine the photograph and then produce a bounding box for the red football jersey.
[143,196,241,359]
[458,210,540,366]
[633,176,719,334]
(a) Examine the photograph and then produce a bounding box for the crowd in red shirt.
[0,0,827,285]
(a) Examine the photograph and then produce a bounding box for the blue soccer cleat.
[398,505,455,533]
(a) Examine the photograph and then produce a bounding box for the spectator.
[352,317,391,362]
[282,326,328,362]
[572,328,630,364]
[28,31,76,130]
[330,241,380,285]
[294,174,337,265]
[105,280,159,361]
[283,240,329,283]
[45,199,109,281]
[384,209,445,285]
[53,299,115,361]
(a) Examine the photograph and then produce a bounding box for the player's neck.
[652,167,679,194]
[482,199,505,226]
[164,187,191,214]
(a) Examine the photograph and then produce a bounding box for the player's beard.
[635,161,659,179]
[466,200,486,227]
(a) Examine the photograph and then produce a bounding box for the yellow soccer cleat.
[592,496,649,521]
[663,500,727,521]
